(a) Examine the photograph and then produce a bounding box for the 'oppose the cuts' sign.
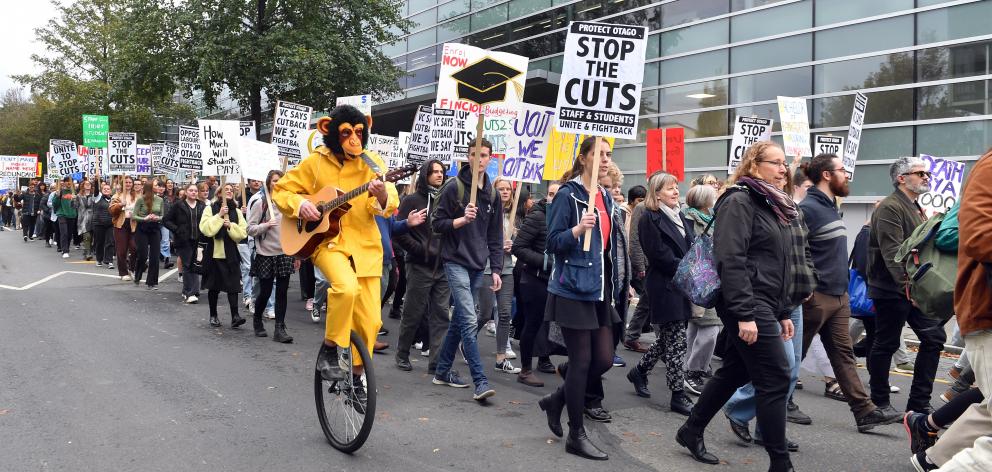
[555,21,647,140]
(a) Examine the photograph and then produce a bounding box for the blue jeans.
[238,243,252,296]
[724,305,804,436]
[160,226,171,258]
[435,263,488,387]
[314,266,329,309]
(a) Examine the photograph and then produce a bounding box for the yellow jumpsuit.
[271,147,398,364]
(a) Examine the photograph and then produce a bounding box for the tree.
[174,0,411,129]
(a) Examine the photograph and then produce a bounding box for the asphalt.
[0,228,958,471]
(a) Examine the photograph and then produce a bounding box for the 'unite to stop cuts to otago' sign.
[555,22,648,140]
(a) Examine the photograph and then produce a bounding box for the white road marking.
[0,268,178,291]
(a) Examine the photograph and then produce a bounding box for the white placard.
[814,135,845,158]
[919,154,967,218]
[0,176,17,190]
[555,22,648,139]
[395,132,412,184]
[844,92,868,180]
[777,96,812,158]
[429,108,455,165]
[159,143,180,175]
[240,121,257,140]
[49,140,81,177]
[271,100,313,168]
[107,132,137,175]
[728,116,774,173]
[199,120,241,177]
[406,105,433,166]
[0,155,38,177]
[336,95,373,115]
[236,138,280,182]
[504,104,555,183]
[150,143,163,171]
[179,126,202,171]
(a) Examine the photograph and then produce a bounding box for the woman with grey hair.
[681,184,721,394]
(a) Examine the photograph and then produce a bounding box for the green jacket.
[935,200,959,252]
[55,190,78,219]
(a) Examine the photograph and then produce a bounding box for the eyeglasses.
[901,170,931,179]
[757,160,787,168]
[830,168,846,173]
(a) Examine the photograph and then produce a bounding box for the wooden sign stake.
[506,182,523,237]
[469,112,485,206]
[582,136,602,252]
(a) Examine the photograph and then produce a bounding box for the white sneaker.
[484,320,496,337]
[62,253,69,259]
[421,349,429,357]
[187,295,198,304]
[264,308,276,319]
[495,359,521,374]
[310,307,321,323]
[243,296,252,309]
[413,342,424,351]
[890,385,901,393]
[121,275,133,281]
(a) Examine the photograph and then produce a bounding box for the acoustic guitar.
[280,163,418,258]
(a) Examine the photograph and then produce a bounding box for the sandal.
[824,379,848,402]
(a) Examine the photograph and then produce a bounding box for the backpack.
[428,176,496,227]
[894,212,956,320]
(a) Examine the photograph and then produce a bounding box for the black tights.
[255,275,289,323]
[517,278,548,371]
[208,290,240,321]
[932,387,985,428]
[555,325,614,430]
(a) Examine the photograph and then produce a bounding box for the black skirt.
[201,256,242,293]
[544,245,620,330]
[250,254,294,279]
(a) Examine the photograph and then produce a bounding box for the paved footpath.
[0,229,956,471]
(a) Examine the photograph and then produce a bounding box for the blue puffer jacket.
[546,177,621,302]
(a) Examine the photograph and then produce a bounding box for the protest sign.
[542,132,615,181]
[429,108,455,165]
[300,129,323,157]
[336,95,373,115]
[78,146,96,177]
[777,96,812,158]
[503,104,554,184]
[728,116,774,173]
[49,140,81,177]
[395,132,412,184]
[0,155,39,177]
[646,128,685,181]
[844,92,868,180]
[406,105,433,166]
[159,143,180,175]
[555,22,648,140]
[179,126,202,171]
[82,115,109,148]
[240,121,257,140]
[271,100,313,168]
[236,138,280,182]
[199,120,241,176]
[135,144,152,174]
[919,154,966,217]
[150,143,164,174]
[814,135,845,158]
[0,176,16,190]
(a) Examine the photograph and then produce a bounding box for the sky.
[0,0,62,95]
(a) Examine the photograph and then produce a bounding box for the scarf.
[738,176,798,225]
[659,203,685,237]
[683,207,713,225]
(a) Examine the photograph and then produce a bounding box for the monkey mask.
[318,105,372,159]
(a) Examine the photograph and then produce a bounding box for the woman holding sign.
[199,183,248,329]
[538,137,621,461]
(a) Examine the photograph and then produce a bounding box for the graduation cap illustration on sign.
[450,57,524,105]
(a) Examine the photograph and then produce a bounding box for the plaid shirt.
[786,207,817,312]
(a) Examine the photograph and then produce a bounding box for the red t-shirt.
[595,190,610,247]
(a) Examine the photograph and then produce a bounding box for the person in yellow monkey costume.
[271,104,398,386]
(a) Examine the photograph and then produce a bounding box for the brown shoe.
[373,340,390,353]
[517,369,544,387]
[624,340,649,353]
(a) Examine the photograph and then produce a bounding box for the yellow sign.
[542,130,615,181]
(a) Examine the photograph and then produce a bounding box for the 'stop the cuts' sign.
[107,132,137,175]
[555,21,648,140]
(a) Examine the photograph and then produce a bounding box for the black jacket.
[713,186,793,322]
[90,195,113,227]
[430,163,503,273]
[512,199,550,281]
[163,199,206,248]
[20,192,41,216]
[640,207,694,324]
[395,159,444,268]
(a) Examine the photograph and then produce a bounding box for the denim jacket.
[546,178,621,302]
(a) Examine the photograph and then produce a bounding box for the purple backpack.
[673,217,720,308]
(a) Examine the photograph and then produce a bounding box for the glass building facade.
[377,0,992,230]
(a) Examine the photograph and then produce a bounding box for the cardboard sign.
[199,120,241,176]
[240,121,257,140]
[49,140,81,177]
[395,132,412,184]
[406,105,433,166]
[728,116,774,173]
[503,104,555,184]
[0,155,40,177]
[236,138,280,182]
[542,132,615,181]
[271,100,313,168]
[82,115,109,148]
[179,126,202,171]
[646,128,685,181]
[429,108,455,165]
[919,154,966,217]
[136,144,152,174]
[777,96,812,158]
[814,135,845,158]
[844,92,868,180]
[555,22,648,139]
[159,142,181,175]
[107,132,137,175]
[336,95,373,116]
[78,146,96,177]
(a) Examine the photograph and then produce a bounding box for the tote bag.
[673,218,720,309]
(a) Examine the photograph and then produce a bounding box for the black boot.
[565,424,608,460]
[273,323,293,343]
[209,313,222,327]
[231,309,246,328]
[769,458,795,472]
[670,390,694,416]
[317,343,346,381]
[164,257,174,269]
[538,391,565,438]
[676,424,719,465]
[253,316,267,337]
[627,365,651,398]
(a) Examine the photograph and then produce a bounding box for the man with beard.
[867,156,946,416]
[799,154,904,432]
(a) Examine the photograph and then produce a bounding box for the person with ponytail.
[132,180,165,289]
[199,183,248,329]
[109,176,139,281]
[538,137,622,461]
[246,170,295,343]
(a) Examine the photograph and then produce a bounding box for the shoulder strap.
[359,152,384,175]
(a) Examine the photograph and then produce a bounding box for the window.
[550,55,563,74]
[683,140,730,169]
[634,117,658,144]
[392,54,407,70]
[660,79,730,112]
[471,4,507,31]
[498,30,564,58]
[640,89,659,116]
[855,126,913,161]
[409,8,437,30]
[661,0,729,28]
[730,103,780,132]
[812,89,913,128]
[813,0,913,26]
[438,0,470,20]
[918,42,990,82]
[731,67,811,104]
[730,0,811,42]
[814,52,913,93]
[732,0,788,12]
[471,25,508,49]
[409,0,437,15]
[815,16,913,60]
[917,80,989,119]
[643,62,659,87]
[917,1,992,44]
[646,33,660,60]
[472,0,501,9]
[438,16,471,42]
[382,39,407,58]
[407,28,436,51]
[509,0,550,18]
[507,8,566,43]
[407,65,438,88]
[730,34,812,73]
[916,120,992,157]
[611,3,664,31]
[406,46,437,71]
[572,0,628,21]
[846,163,899,196]
[658,110,729,139]
[659,49,728,85]
[661,19,728,57]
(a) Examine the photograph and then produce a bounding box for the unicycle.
[314,330,376,453]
